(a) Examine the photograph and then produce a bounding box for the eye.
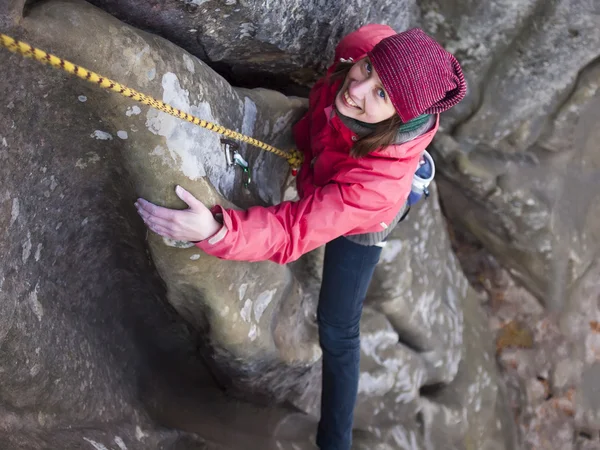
[365,61,372,75]
[377,88,386,99]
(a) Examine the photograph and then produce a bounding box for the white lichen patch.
[422,10,446,34]
[90,130,113,140]
[78,95,87,102]
[359,371,395,396]
[359,324,427,402]
[394,365,424,404]
[83,438,109,450]
[183,53,195,73]
[145,73,221,181]
[413,290,437,329]
[135,45,150,63]
[161,237,194,248]
[240,299,252,323]
[126,106,142,116]
[10,198,19,227]
[75,152,101,169]
[114,437,128,450]
[147,68,156,80]
[151,145,166,157]
[2,137,7,147]
[466,365,493,413]
[30,364,41,377]
[360,329,398,361]
[272,110,295,136]
[238,283,248,301]
[242,97,257,141]
[29,283,43,322]
[135,426,147,441]
[248,323,258,341]
[220,306,230,317]
[22,231,32,263]
[35,244,42,262]
[381,239,404,263]
[189,254,200,260]
[391,427,419,450]
[117,131,128,140]
[253,289,276,322]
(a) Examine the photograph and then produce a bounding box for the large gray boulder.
[70,0,600,302]
[72,0,600,448]
[82,0,418,87]
[0,1,515,449]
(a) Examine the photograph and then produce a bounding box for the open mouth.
[342,90,360,109]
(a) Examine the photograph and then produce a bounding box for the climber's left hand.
[135,185,222,243]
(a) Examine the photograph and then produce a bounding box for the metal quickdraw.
[0,33,303,172]
[221,138,251,188]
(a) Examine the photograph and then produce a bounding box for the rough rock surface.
[62,0,600,448]
[451,230,600,450]
[82,0,418,89]
[0,1,515,449]
[72,0,600,307]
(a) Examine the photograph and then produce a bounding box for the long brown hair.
[330,62,402,158]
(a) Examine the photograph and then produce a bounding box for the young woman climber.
[135,24,466,450]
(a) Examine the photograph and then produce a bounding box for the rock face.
[430,1,600,440]
[71,0,600,316]
[7,0,598,447]
[82,0,419,88]
[77,0,600,306]
[0,1,516,449]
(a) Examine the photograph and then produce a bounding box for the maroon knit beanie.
[367,28,467,123]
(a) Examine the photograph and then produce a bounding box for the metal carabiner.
[233,152,249,169]
[221,138,238,166]
[221,139,251,188]
[233,152,251,188]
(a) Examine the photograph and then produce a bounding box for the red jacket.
[196,24,439,264]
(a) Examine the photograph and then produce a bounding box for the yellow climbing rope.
[0,33,303,170]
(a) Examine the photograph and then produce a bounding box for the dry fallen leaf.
[496,320,534,353]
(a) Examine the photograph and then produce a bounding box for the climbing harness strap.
[0,33,303,172]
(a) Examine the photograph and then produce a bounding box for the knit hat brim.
[368,28,467,122]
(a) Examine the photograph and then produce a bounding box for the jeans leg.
[316,237,382,450]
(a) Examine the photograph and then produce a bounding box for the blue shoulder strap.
[407,150,435,207]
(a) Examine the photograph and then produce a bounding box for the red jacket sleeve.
[196,165,407,264]
[332,24,396,69]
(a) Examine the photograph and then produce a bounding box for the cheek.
[377,103,396,122]
[367,102,395,122]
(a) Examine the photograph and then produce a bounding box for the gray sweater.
[337,113,436,246]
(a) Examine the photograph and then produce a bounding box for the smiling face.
[334,58,397,124]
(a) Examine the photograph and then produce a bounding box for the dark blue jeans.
[316,236,383,450]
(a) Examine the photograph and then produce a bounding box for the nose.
[348,78,373,100]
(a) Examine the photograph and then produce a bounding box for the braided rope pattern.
[0,33,303,168]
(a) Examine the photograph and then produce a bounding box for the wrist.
[204,218,223,240]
